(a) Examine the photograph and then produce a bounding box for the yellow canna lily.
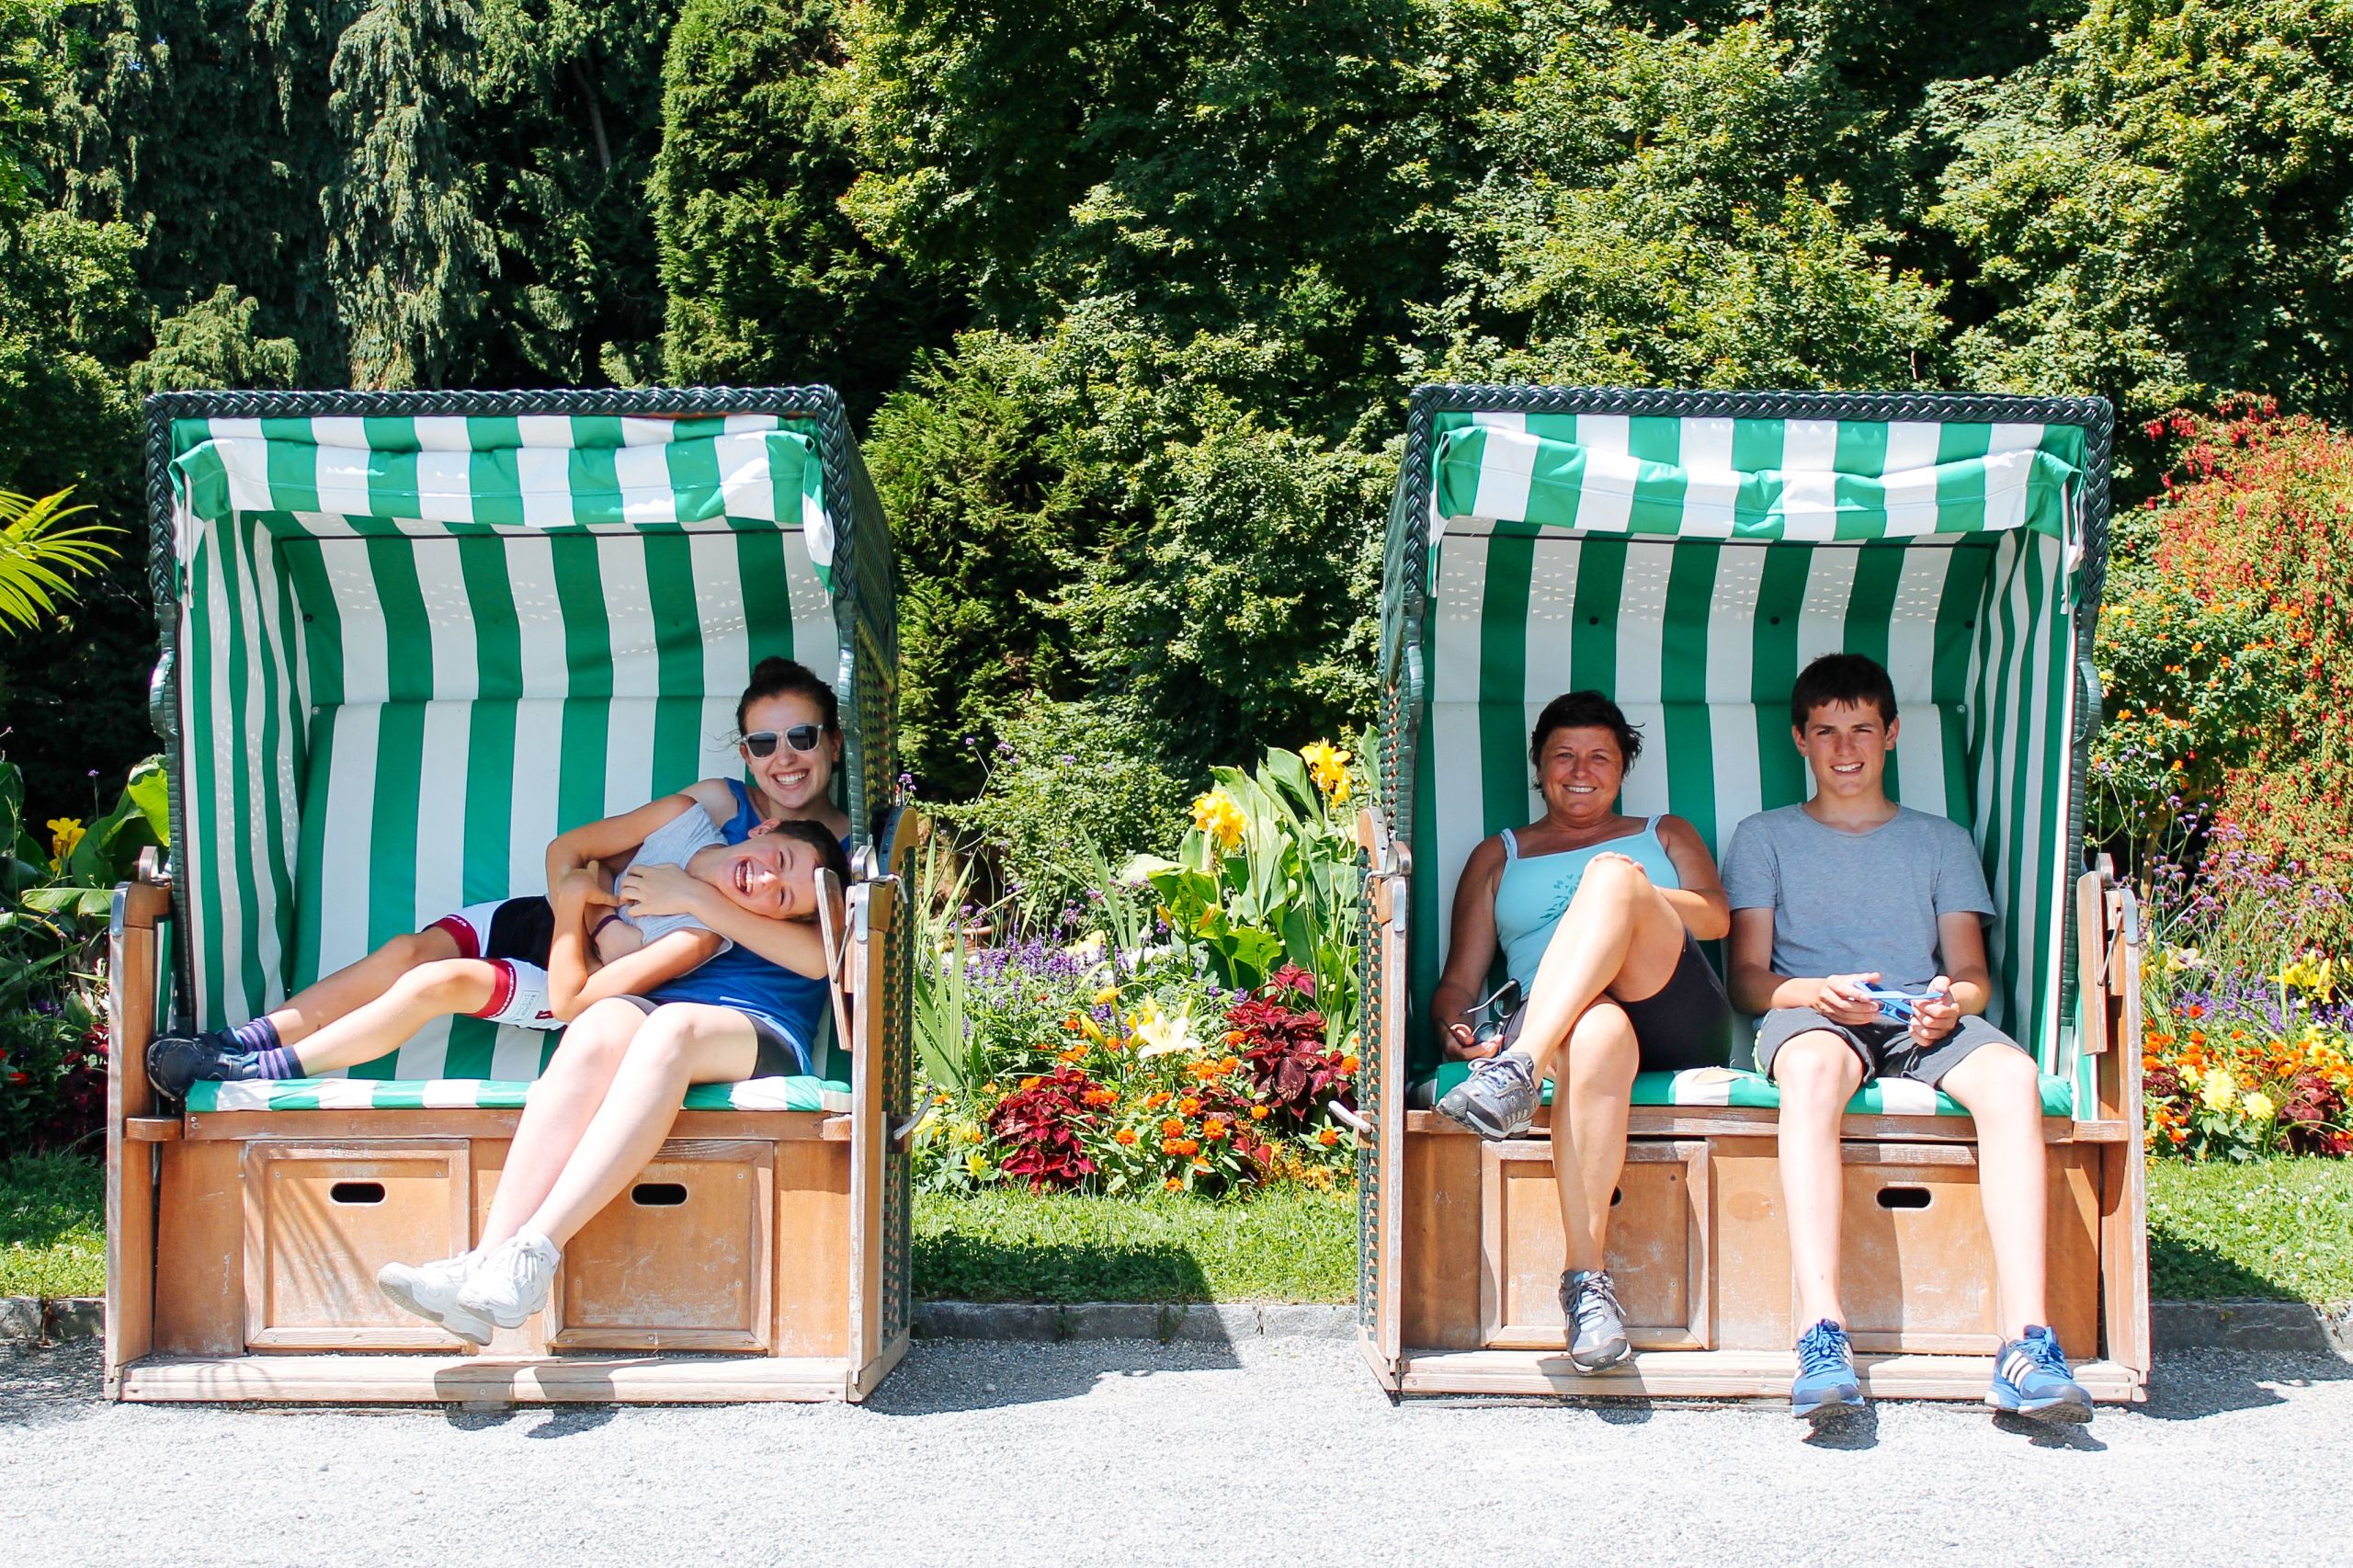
[1191,788,1246,853]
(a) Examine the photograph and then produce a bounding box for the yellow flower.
[1301,741,1351,805]
[1191,788,1246,853]
[1093,984,1121,1006]
[964,1152,992,1178]
[1132,1000,1200,1060]
[2242,1091,2278,1123]
[954,1121,983,1145]
[2200,1065,2237,1112]
[46,816,85,869]
[2278,952,2336,1001]
[2162,945,2205,973]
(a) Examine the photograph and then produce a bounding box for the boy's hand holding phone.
[1813,972,1886,1027]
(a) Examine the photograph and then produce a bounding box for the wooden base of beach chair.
[106,846,915,1406]
[1392,1119,2144,1402]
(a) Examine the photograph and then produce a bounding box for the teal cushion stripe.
[185,1075,854,1114]
[1418,1062,2076,1119]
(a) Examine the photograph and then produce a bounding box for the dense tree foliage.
[3,0,2350,830]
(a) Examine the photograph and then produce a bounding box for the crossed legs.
[1515,858,1688,1270]
[229,926,501,1075]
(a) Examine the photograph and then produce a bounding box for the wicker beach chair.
[1354,386,2149,1401]
[103,388,914,1403]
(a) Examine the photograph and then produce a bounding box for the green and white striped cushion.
[1417,1063,2077,1119]
[184,1075,856,1115]
[167,413,851,1084]
[1408,411,2086,1096]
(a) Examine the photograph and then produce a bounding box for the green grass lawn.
[0,1152,105,1299]
[915,1184,1357,1303]
[2147,1156,2353,1307]
[5,1153,2348,1310]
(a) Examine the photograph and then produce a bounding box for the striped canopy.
[1382,393,2109,1108]
[158,400,876,1084]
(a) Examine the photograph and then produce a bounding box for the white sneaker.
[377,1251,494,1346]
[455,1233,561,1329]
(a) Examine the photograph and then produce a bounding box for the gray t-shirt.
[613,805,733,953]
[1720,805,1995,991]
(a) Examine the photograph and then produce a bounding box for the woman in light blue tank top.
[1432,691,1734,1370]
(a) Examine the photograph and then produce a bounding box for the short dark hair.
[737,655,839,737]
[1529,690,1643,770]
[757,816,853,910]
[1790,653,1899,730]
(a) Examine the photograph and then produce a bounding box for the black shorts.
[608,994,806,1078]
[428,896,556,968]
[1497,931,1733,1072]
[1756,1007,2028,1088]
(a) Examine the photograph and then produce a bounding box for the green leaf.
[20,885,113,919]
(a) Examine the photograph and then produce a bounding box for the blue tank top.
[636,779,844,1075]
[1492,817,1682,994]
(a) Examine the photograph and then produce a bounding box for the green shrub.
[929,696,1189,919]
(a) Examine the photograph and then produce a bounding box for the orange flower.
[1161,1117,1185,1137]
[1145,1092,1170,1110]
[1340,1054,1360,1074]
[1221,1055,1240,1074]
[1063,1015,1084,1032]
[1250,1105,1270,1120]
[1204,1119,1228,1140]
[1084,1087,1118,1108]
[1165,1176,1183,1191]
[1178,1096,1200,1116]
[1161,1138,1184,1155]
[1059,1047,1086,1062]
[1317,1128,1340,1147]
[1018,1075,1043,1092]
[1224,1029,1246,1046]
[1114,1128,1137,1145]
[1191,1159,1212,1174]
[1175,1138,1201,1156]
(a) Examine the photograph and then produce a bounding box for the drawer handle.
[1610,1187,1622,1208]
[1876,1186,1931,1210]
[328,1181,385,1205]
[631,1182,688,1207]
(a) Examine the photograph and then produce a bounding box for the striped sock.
[228,1016,282,1054]
[253,1044,304,1080]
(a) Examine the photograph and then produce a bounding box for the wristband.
[591,912,626,942]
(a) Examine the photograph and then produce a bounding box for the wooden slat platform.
[118,1352,866,1404]
[1394,1346,2146,1403]
[1404,1109,2131,1143]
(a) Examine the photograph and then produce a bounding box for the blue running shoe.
[1989,1324,2093,1424]
[1791,1318,1864,1421]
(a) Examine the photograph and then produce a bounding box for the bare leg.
[258,927,462,1045]
[287,958,498,1074]
[516,1005,760,1248]
[1772,1031,1864,1331]
[1513,858,1689,1085]
[477,998,645,1248]
[1550,1002,1639,1274]
[1937,1041,2049,1339]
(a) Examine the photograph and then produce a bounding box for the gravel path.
[6,1338,2346,1566]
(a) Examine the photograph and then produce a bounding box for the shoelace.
[2020,1330,2071,1377]
[1568,1271,1622,1338]
[1796,1321,1850,1377]
[1477,1053,1532,1089]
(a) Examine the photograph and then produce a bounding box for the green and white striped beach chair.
[105,388,915,1404]
[1355,385,2149,1402]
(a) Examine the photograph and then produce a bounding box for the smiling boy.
[1721,653,2092,1426]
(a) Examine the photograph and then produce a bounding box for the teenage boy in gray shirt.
[1721,653,2092,1426]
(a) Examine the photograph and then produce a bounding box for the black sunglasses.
[739,725,824,757]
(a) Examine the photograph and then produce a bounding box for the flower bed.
[912,744,1365,1199]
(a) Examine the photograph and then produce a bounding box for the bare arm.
[1431,836,1507,1060]
[1653,814,1732,941]
[614,858,837,980]
[544,794,703,889]
[1905,913,1996,1043]
[545,868,725,1021]
[1726,905,1884,1026]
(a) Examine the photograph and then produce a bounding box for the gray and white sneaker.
[1436,1050,1540,1139]
[1560,1267,1631,1371]
[376,1251,494,1346]
[454,1233,562,1330]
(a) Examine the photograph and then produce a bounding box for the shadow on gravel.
[1801,1404,1879,1450]
[0,1342,99,1423]
[1992,1411,2106,1449]
[867,1337,1243,1415]
[2138,1346,2353,1423]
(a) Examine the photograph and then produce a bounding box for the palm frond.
[0,488,119,633]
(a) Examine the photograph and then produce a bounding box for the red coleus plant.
[987,1064,1103,1189]
[1230,965,1354,1124]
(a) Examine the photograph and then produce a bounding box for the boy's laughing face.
[1792,699,1900,802]
[699,833,824,921]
